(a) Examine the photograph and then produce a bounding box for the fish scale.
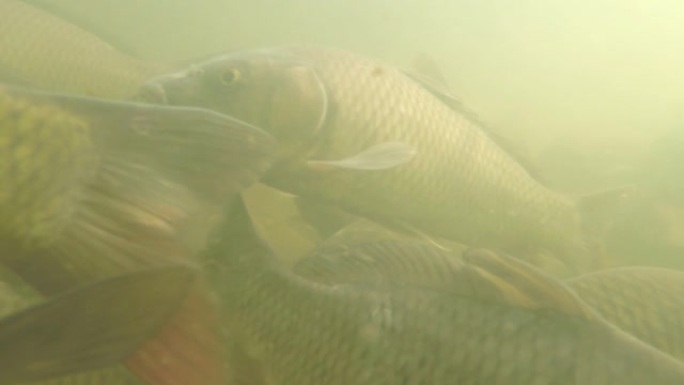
[568,267,684,361]
[0,89,96,245]
[145,45,605,272]
[0,0,167,98]
[200,200,684,385]
[292,46,574,246]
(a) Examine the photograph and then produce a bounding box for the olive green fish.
[0,0,168,98]
[202,199,684,385]
[295,223,684,364]
[0,84,275,274]
[142,44,627,273]
[0,84,274,385]
[0,265,195,384]
[568,267,684,361]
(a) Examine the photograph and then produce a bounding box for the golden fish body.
[0,0,167,98]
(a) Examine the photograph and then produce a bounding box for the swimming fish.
[201,198,684,385]
[0,85,275,385]
[141,44,628,273]
[568,266,684,361]
[295,225,684,363]
[0,0,168,98]
[0,84,275,276]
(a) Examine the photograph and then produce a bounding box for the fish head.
[139,48,328,153]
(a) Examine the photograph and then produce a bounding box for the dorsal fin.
[411,52,450,91]
[460,249,596,319]
[404,58,544,182]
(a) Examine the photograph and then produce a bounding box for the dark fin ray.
[46,92,278,203]
[0,266,196,384]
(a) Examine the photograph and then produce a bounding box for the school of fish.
[1,1,684,384]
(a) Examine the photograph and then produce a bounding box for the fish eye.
[220,68,241,86]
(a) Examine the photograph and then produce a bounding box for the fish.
[295,225,684,363]
[140,44,629,273]
[0,0,169,98]
[568,267,684,361]
[0,84,275,274]
[0,85,275,385]
[201,198,684,385]
[0,265,196,384]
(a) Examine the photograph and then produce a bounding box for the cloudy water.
[2,0,684,383]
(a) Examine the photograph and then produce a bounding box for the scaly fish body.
[144,45,615,272]
[0,266,195,384]
[0,84,275,258]
[0,85,97,248]
[568,267,684,361]
[0,85,275,385]
[204,201,684,385]
[294,224,684,364]
[0,0,167,98]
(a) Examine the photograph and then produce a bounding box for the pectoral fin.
[307,142,416,171]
